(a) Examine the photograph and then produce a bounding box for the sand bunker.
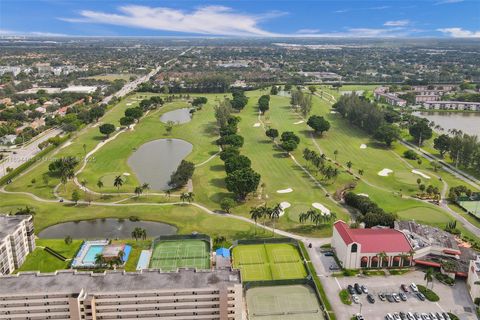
[123,172,131,176]
[330,110,338,114]
[360,144,367,149]
[126,103,133,106]
[358,193,369,197]
[293,120,305,125]
[412,170,431,179]
[277,188,293,194]
[279,201,291,216]
[253,123,261,127]
[378,168,393,177]
[312,203,331,215]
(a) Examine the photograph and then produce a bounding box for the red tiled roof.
[334,220,413,253]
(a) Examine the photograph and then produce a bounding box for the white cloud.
[384,20,410,27]
[61,5,284,37]
[0,29,66,37]
[435,0,464,4]
[369,6,390,10]
[437,27,480,38]
[296,28,320,34]
[294,27,411,38]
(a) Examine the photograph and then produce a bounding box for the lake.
[413,111,480,137]
[38,218,177,239]
[128,138,192,190]
[160,108,192,124]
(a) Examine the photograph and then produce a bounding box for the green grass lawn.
[16,239,82,273]
[232,243,307,281]
[112,239,151,272]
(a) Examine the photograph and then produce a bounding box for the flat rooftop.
[0,269,241,295]
[395,221,460,252]
[0,215,30,239]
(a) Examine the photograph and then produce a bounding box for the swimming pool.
[83,245,105,264]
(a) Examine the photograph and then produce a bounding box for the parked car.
[378,292,386,301]
[394,313,401,320]
[410,283,419,292]
[354,283,362,294]
[356,314,365,320]
[414,312,422,320]
[361,285,369,294]
[347,285,355,295]
[421,313,431,320]
[416,292,426,301]
[430,313,438,320]
[442,313,451,320]
[324,251,334,256]
[386,314,394,320]
[367,293,375,303]
[352,294,360,304]
[436,312,444,320]
[386,293,395,303]
[392,292,400,302]
[399,311,407,320]
[399,292,407,301]
[401,284,409,292]
[329,264,340,271]
[407,312,415,320]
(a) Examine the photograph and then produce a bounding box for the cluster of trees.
[168,160,195,189]
[48,156,79,188]
[416,179,440,199]
[303,148,339,182]
[139,96,163,111]
[448,185,475,201]
[230,89,249,111]
[290,89,312,117]
[434,133,480,172]
[258,95,270,114]
[280,131,300,154]
[215,99,260,201]
[299,209,336,227]
[249,203,284,236]
[192,96,208,107]
[344,192,397,227]
[120,106,143,127]
[333,94,400,147]
[408,118,433,146]
[307,115,330,136]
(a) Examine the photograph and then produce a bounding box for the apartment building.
[0,269,243,320]
[467,255,480,303]
[373,87,407,107]
[422,100,480,111]
[0,215,35,275]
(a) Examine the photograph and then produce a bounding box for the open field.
[16,239,82,273]
[150,239,210,271]
[232,243,307,281]
[246,285,324,320]
[84,74,139,82]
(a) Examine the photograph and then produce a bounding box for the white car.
[352,294,360,304]
[407,312,415,320]
[410,283,419,292]
[386,314,394,320]
[394,313,401,320]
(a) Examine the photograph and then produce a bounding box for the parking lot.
[321,270,477,320]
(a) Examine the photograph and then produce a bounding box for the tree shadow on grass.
[209,164,224,172]
[202,122,218,138]
[209,178,226,189]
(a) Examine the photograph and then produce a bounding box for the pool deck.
[71,240,109,268]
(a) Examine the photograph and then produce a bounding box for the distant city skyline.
[0,0,479,38]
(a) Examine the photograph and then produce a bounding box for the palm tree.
[270,203,282,237]
[333,150,339,161]
[250,206,264,235]
[165,189,171,199]
[141,228,147,240]
[94,253,104,266]
[131,227,143,241]
[97,179,104,195]
[424,268,434,289]
[378,251,388,268]
[113,175,123,190]
[134,186,143,198]
[141,183,150,197]
[180,193,188,203]
[186,192,195,203]
[358,169,364,176]
[346,161,353,171]
[117,250,125,265]
[80,179,88,197]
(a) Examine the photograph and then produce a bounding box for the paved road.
[0,128,63,178]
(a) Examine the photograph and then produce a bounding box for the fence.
[152,234,211,251]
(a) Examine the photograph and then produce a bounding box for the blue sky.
[1,0,479,38]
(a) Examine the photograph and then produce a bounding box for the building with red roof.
[332,220,413,269]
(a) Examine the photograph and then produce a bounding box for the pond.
[160,108,192,124]
[413,111,480,137]
[38,218,177,239]
[128,138,192,190]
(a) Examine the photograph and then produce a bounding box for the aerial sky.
[0,0,479,38]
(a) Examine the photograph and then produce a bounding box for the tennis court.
[459,200,480,218]
[246,285,324,320]
[232,243,307,281]
[149,240,210,271]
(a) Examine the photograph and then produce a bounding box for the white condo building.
[0,215,35,275]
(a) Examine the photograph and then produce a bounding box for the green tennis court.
[246,285,324,320]
[232,243,307,281]
[149,240,210,271]
[459,200,480,218]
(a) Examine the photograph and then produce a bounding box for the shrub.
[418,285,439,302]
[339,289,352,305]
[403,149,418,160]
